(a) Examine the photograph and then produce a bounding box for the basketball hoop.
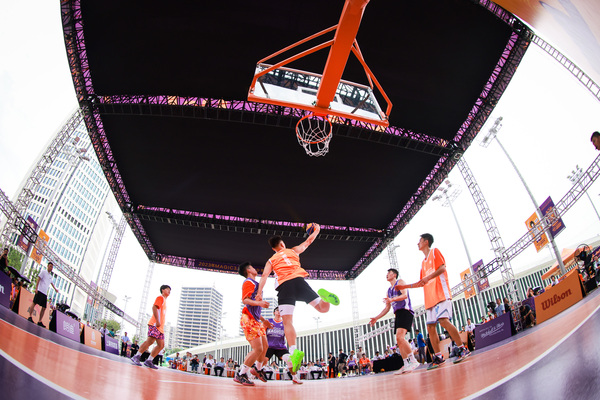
[296,113,333,157]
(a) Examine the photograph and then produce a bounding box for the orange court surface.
[2,288,600,399]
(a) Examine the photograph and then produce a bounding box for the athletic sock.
[256,362,263,370]
[409,354,418,363]
[435,352,443,359]
[240,364,250,375]
[290,345,297,353]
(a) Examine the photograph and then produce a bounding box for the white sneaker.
[393,365,406,375]
[401,359,420,374]
[292,374,303,385]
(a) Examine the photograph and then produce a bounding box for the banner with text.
[472,260,489,292]
[474,311,513,349]
[31,229,49,265]
[104,335,119,355]
[461,268,476,300]
[526,213,548,253]
[535,269,584,324]
[53,310,81,342]
[540,196,565,238]
[83,326,103,350]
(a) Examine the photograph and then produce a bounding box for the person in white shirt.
[27,262,59,328]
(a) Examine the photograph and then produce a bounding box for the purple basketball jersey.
[266,318,287,350]
[388,279,413,313]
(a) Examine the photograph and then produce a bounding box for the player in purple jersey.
[236,262,273,386]
[370,268,420,374]
[261,307,302,384]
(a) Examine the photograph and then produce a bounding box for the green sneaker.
[290,349,305,374]
[318,288,340,306]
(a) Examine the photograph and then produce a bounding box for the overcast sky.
[1,2,600,339]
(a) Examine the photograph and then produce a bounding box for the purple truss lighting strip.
[96,95,443,147]
[142,206,382,233]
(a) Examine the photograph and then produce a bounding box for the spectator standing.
[27,262,59,328]
[336,349,348,377]
[495,299,504,317]
[0,248,9,276]
[120,332,130,357]
[416,329,427,364]
[327,353,336,378]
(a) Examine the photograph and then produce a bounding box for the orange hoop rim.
[295,113,333,145]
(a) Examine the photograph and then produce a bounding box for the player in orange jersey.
[396,234,470,370]
[257,223,339,375]
[131,285,171,369]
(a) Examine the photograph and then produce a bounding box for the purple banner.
[540,196,565,238]
[474,311,513,349]
[17,216,38,254]
[55,311,80,342]
[472,259,490,292]
[0,272,11,309]
[104,335,119,355]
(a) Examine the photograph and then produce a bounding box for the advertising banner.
[54,310,80,342]
[16,289,51,327]
[0,272,11,308]
[474,311,513,350]
[31,229,49,265]
[526,213,548,252]
[17,216,38,254]
[540,196,565,238]
[472,260,489,292]
[535,269,584,325]
[460,268,476,300]
[104,335,120,355]
[83,326,103,350]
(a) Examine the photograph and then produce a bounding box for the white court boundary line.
[464,301,600,399]
[0,348,86,400]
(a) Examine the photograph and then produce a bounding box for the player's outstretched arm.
[256,261,273,300]
[369,302,392,327]
[292,223,320,254]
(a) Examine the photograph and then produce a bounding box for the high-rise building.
[16,115,118,319]
[238,296,277,336]
[176,286,224,349]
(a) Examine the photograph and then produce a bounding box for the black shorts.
[265,348,288,361]
[277,277,319,306]
[394,309,414,331]
[33,291,48,308]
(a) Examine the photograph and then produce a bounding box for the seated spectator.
[190,356,200,373]
[214,357,226,376]
[527,287,535,298]
[358,353,370,375]
[347,355,359,376]
[520,304,536,328]
[309,361,322,379]
[550,275,558,286]
[383,350,391,358]
[205,354,215,370]
[263,364,274,380]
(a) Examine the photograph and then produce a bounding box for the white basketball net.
[296,114,332,157]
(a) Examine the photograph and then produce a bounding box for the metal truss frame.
[136,261,154,338]
[0,186,139,327]
[98,215,127,303]
[0,110,83,247]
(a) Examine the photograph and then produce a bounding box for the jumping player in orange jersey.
[395,234,470,370]
[257,223,339,374]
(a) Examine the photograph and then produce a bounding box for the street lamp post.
[219,312,227,359]
[313,316,321,360]
[121,295,131,333]
[432,180,485,317]
[481,117,566,275]
[568,165,600,223]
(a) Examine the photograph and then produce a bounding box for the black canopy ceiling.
[61,0,529,279]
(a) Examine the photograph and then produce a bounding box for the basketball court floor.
[2,287,600,400]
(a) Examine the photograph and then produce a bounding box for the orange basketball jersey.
[147,295,167,333]
[268,248,308,286]
[420,248,452,309]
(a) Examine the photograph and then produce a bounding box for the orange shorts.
[240,313,266,342]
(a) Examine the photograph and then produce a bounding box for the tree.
[98,318,121,336]
[7,247,24,269]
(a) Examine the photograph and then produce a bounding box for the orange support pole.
[315,0,370,109]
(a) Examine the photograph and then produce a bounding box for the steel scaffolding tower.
[350,279,361,348]
[0,109,83,248]
[136,261,155,338]
[457,158,522,330]
[99,214,127,301]
[0,186,138,326]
